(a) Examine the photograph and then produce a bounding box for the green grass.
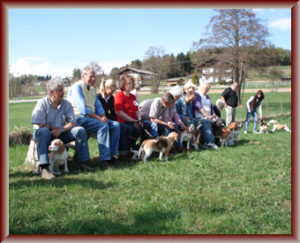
[9,92,292,234]
[247,65,291,81]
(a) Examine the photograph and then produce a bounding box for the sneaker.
[253,130,259,134]
[207,142,218,150]
[40,168,55,180]
[79,163,94,172]
[110,155,121,165]
[98,161,111,170]
[244,131,247,135]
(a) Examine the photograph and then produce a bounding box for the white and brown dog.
[268,119,291,133]
[179,124,199,150]
[138,132,179,163]
[228,121,243,142]
[216,126,232,147]
[48,139,69,175]
[259,120,269,133]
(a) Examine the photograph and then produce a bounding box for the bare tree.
[194,9,269,103]
[142,46,165,93]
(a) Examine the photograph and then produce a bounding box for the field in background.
[8,91,292,234]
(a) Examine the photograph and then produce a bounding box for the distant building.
[195,58,233,84]
[165,77,185,86]
[119,67,155,86]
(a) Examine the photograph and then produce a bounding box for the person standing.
[32,78,93,179]
[67,66,120,170]
[221,82,239,126]
[244,90,265,134]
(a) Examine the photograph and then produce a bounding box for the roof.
[119,67,155,75]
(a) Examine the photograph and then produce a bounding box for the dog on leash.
[179,124,199,150]
[228,121,243,142]
[268,119,291,133]
[138,132,179,163]
[48,139,69,175]
[259,120,269,133]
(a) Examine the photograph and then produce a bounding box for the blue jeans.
[244,108,258,132]
[34,126,90,166]
[118,123,130,155]
[76,116,120,161]
[194,118,215,144]
[142,119,169,138]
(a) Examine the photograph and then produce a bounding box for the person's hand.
[248,109,251,113]
[99,115,108,124]
[167,122,175,130]
[51,128,62,137]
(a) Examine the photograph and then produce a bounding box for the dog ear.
[58,141,65,154]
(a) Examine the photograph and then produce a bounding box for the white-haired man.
[32,78,93,179]
[67,66,120,170]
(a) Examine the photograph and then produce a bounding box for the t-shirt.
[221,87,238,108]
[114,90,138,123]
[139,98,169,121]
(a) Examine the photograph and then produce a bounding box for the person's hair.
[46,77,64,93]
[99,79,117,94]
[184,80,196,91]
[119,74,135,91]
[256,90,265,100]
[81,66,95,78]
[169,85,183,98]
[161,92,174,104]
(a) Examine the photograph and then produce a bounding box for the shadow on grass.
[12,207,181,234]
[9,177,115,190]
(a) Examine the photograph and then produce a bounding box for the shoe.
[253,130,259,134]
[40,168,55,180]
[227,139,235,146]
[207,142,218,150]
[110,155,121,165]
[79,163,94,172]
[244,131,247,135]
[98,161,111,170]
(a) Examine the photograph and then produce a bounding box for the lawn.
[8,91,292,235]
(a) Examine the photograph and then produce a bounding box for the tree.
[142,46,165,93]
[130,59,143,69]
[109,67,121,81]
[194,9,269,103]
[72,68,82,81]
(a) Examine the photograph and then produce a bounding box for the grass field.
[9,91,292,234]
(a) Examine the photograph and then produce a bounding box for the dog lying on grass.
[138,132,179,163]
[268,119,291,133]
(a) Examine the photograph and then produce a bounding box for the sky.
[8,8,291,77]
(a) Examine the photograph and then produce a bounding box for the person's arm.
[247,96,254,113]
[258,101,263,119]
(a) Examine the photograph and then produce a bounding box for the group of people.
[31,65,265,179]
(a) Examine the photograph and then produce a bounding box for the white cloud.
[269,17,291,31]
[9,58,131,78]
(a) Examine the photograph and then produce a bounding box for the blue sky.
[8,8,291,77]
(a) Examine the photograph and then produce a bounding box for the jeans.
[34,126,90,166]
[225,106,236,126]
[142,119,169,138]
[244,108,258,132]
[76,115,120,161]
[118,123,130,155]
[194,117,215,144]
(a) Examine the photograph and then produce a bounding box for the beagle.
[228,121,243,142]
[268,120,291,133]
[48,139,69,175]
[259,120,269,133]
[138,132,179,163]
[179,124,199,150]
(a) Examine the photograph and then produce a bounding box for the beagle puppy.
[179,124,199,150]
[268,120,291,133]
[259,120,269,133]
[218,127,232,147]
[48,139,69,175]
[228,121,243,142]
[138,132,179,163]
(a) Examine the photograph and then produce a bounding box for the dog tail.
[138,143,144,159]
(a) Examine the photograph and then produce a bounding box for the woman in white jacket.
[244,90,265,134]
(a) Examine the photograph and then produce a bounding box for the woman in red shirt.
[115,74,150,150]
